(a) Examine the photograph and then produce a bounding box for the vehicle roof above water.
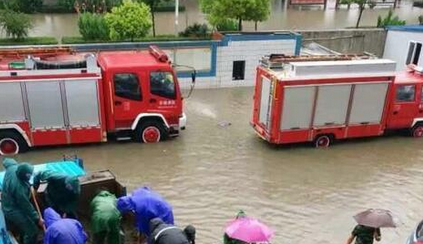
[97,51,171,70]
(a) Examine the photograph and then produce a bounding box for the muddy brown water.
[20,0,423,40]
[4,87,423,244]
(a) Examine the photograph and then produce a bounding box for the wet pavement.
[7,87,423,243]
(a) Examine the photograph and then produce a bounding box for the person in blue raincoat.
[43,207,87,244]
[1,158,42,244]
[117,187,174,238]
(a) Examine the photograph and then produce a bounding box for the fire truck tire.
[314,135,332,148]
[411,124,423,138]
[135,120,168,143]
[0,131,29,155]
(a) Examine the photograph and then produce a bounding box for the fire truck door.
[258,76,273,130]
[388,84,419,129]
[147,70,181,126]
[112,72,146,129]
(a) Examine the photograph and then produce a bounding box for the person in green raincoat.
[33,170,81,218]
[90,190,122,244]
[1,158,43,244]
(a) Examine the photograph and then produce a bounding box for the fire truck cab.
[97,49,185,140]
[0,46,187,155]
[386,71,423,133]
[251,55,423,147]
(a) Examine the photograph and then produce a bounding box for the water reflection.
[3,0,417,40]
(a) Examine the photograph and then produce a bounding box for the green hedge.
[0,37,58,45]
[62,35,211,44]
[38,3,184,14]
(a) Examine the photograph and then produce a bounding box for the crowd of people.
[3,157,389,244]
[1,158,196,244]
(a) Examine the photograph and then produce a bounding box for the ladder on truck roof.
[260,54,374,70]
[0,47,73,60]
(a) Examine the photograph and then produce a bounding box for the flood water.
[25,0,423,40]
[6,87,423,244]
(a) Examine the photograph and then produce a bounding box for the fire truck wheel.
[135,121,168,143]
[0,131,28,155]
[412,124,423,138]
[314,135,332,148]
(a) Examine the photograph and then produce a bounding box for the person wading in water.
[345,225,381,244]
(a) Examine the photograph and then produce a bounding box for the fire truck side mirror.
[191,71,196,83]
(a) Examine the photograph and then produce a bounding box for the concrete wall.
[178,35,299,89]
[299,29,387,57]
[383,30,423,71]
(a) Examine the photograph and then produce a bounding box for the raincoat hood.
[65,176,80,194]
[117,196,134,213]
[184,225,196,242]
[43,207,88,244]
[16,163,34,182]
[44,207,61,228]
[149,217,165,233]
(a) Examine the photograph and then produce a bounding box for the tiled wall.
[179,38,297,89]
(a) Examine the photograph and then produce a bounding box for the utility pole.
[175,0,179,36]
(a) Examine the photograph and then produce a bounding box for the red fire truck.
[251,54,423,148]
[0,46,190,155]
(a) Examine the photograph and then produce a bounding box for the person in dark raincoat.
[345,225,381,244]
[1,158,42,244]
[223,234,248,244]
[116,187,174,238]
[33,170,81,218]
[149,218,196,244]
[90,190,122,244]
[43,207,87,244]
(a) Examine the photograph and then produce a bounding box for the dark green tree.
[137,0,170,37]
[340,0,376,28]
[0,0,42,13]
[200,0,270,31]
[249,0,271,31]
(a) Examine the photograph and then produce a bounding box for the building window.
[396,85,415,102]
[232,60,245,81]
[406,41,422,65]
[150,71,176,99]
[114,73,142,101]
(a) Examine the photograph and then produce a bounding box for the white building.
[383,25,423,71]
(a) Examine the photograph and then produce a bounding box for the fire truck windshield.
[150,71,176,99]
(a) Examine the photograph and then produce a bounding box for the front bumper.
[179,112,187,130]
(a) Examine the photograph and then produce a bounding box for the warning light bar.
[149,45,169,63]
